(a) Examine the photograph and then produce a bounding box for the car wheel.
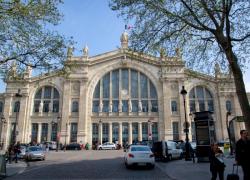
[179,153,183,160]
[99,147,102,150]
[125,162,130,169]
[112,147,115,150]
[149,164,155,169]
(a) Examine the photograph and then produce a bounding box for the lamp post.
[99,120,102,145]
[56,116,61,152]
[12,89,22,145]
[1,115,6,150]
[180,86,191,161]
[226,111,233,155]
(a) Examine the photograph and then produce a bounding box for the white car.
[166,141,183,160]
[98,142,116,150]
[124,145,155,169]
[24,146,46,161]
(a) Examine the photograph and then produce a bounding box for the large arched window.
[34,86,60,113]
[189,86,214,112]
[92,68,158,113]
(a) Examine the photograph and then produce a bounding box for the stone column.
[2,95,13,150]
[37,123,42,143]
[99,123,103,144]
[78,80,88,143]
[119,122,122,145]
[16,95,29,143]
[128,122,132,144]
[138,122,142,141]
[48,123,52,141]
[61,80,71,144]
[109,122,112,143]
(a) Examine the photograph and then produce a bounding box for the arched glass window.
[34,86,60,113]
[92,68,158,113]
[171,101,178,113]
[0,101,3,113]
[189,86,214,112]
[72,101,79,112]
[226,100,232,112]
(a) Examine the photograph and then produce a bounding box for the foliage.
[110,0,250,73]
[0,0,72,79]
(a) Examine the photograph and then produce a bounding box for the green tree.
[110,0,250,130]
[0,0,72,78]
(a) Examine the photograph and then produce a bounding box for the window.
[34,86,60,113]
[13,101,20,112]
[70,123,78,143]
[41,123,48,142]
[92,68,158,113]
[0,101,3,113]
[31,123,38,143]
[51,123,57,142]
[189,86,214,112]
[171,100,178,113]
[172,122,179,141]
[72,101,79,112]
[226,100,232,112]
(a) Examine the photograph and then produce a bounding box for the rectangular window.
[53,100,59,112]
[122,123,128,144]
[31,123,38,143]
[112,70,119,98]
[70,123,78,143]
[102,123,109,143]
[41,123,48,142]
[44,87,52,99]
[122,100,128,112]
[208,100,214,112]
[92,101,99,112]
[142,123,148,141]
[102,73,110,98]
[94,82,100,99]
[43,100,50,112]
[103,100,109,112]
[0,102,3,113]
[112,100,119,112]
[152,123,158,142]
[191,122,196,142]
[51,123,57,142]
[132,100,138,112]
[172,122,179,141]
[140,74,148,98]
[199,100,205,112]
[122,69,129,92]
[92,123,99,144]
[131,70,138,98]
[151,100,158,112]
[189,100,196,112]
[132,123,138,142]
[141,100,148,112]
[34,101,40,112]
[112,123,119,143]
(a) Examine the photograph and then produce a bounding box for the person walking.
[209,143,225,180]
[13,141,21,163]
[235,129,250,180]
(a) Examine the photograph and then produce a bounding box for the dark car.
[63,143,81,150]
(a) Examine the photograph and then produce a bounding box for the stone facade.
[0,32,249,150]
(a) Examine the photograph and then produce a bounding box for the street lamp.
[226,111,233,156]
[180,86,191,161]
[56,116,61,152]
[1,115,6,150]
[12,89,22,145]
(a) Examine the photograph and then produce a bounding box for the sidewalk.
[157,157,243,180]
[0,160,27,179]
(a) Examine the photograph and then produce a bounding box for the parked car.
[98,142,116,150]
[151,141,183,161]
[124,145,155,169]
[63,143,81,150]
[48,141,57,150]
[24,146,45,161]
[19,145,27,159]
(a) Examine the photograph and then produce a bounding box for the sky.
[0,0,250,92]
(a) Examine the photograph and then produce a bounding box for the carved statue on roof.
[67,46,74,58]
[83,45,89,57]
[175,47,181,58]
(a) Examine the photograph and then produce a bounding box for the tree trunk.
[223,45,250,133]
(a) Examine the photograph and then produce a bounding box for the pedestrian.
[85,142,89,150]
[13,142,21,163]
[235,129,250,180]
[209,143,225,180]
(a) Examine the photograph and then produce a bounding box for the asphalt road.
[6,150,172,180]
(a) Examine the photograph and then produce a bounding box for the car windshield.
[131,146,150,152]
[29,147,42,151]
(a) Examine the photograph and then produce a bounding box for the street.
[5,150,243,180]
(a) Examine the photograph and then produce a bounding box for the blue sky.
[0,0,249,92]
